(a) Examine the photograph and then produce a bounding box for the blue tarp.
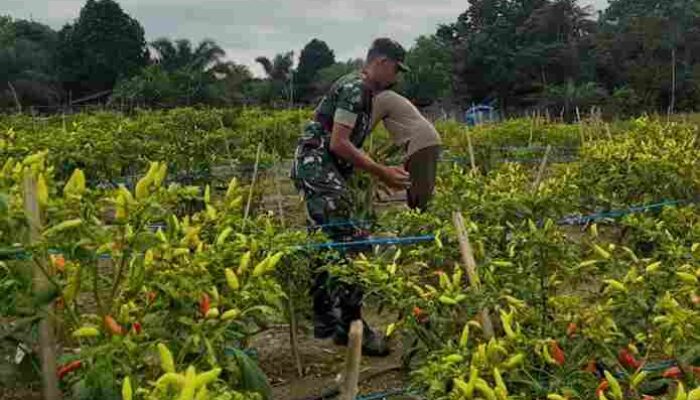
[464,104,499,126]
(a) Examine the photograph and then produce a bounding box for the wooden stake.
[244,142,263,222]
[576,106,584,144]
[23,173,60,400]
[531,145,552,194]
[277,175,302,377]
[274,161,286,228]
[8,81,21,114]
[669,47,676,119]
[452,211,494,339]
[340,320,363,400]
[465,126,477,173]
[287,291,303,378]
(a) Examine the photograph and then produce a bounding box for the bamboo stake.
[465,126,477,173]
[274,161,286,228]
[531,145,552,194]
[452,211,494,339]
[575,106,584,144]
[23,173,60,400]
[669,47,676,119]
[244,142,263,222]
[276,165,302,377]
[340,320,363,400]
[8,81,21,114]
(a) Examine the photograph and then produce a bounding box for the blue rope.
[295,235,435,251]
[557,199,688,226]
[357,388,411,400]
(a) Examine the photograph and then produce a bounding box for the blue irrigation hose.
[557,199,689,225]
[357,388,413,400]
[296,235,435,251]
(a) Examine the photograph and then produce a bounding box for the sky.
[4,0,609,77]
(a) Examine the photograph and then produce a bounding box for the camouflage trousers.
[291,134,368,244]
[291,131,370,332]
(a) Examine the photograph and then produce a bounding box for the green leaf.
[226,348,272,400]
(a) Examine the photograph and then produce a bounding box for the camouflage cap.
[367,38,410,73]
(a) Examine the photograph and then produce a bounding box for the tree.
[57,0,148,97]
[0,16,62,109]
[150,38,225,73]
[295,39,335,103]
[597,0,700,113]
[308,59,363,103]
[0,16,13,46]
[399,35,452,106]
[443,0,598,113]
[254,51,295,104]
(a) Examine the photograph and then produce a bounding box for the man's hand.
[329,121,410,189]
[378,165,411,189]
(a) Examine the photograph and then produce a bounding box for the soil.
[251,310,412,400]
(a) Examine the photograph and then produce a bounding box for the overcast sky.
[4,0,609,77]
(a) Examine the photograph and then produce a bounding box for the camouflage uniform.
[291,71,374,242]
[291,71,375,339]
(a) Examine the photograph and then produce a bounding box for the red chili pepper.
[412,306,429,324]
[692,293,700,306]
[147,291,157,304]
[549,340,566,365]
[51,254,66,273]
[618,348,640,369]
[693,366,700,379]
[131,322,142,335]
[566,322,577,337]
[104,315,124,336]
[57,360,82,379]
[585,360,597,374]
[662,366,682,379]
[595,380,609,397]
[199,293,211,315]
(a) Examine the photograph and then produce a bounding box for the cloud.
[4,0,610,78]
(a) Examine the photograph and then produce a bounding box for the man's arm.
[329,122,410,189]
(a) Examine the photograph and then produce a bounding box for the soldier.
[291,38,413,357]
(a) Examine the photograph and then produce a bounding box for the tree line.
[1,0,699,118]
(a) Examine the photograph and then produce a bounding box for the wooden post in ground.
[340,320,363,400]
[23,173,61,400]
[275,167,303,377]
[531,145,552,194]
[8,81,21,114]
[465,126,477,173]
[244,142,263,222]
[452,211,494,339]
[576,106,585,144]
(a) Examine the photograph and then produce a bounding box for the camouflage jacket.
[296,71,374,178]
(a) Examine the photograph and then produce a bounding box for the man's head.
[364,38,410,90]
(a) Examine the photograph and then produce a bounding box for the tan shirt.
[370,90,441,158]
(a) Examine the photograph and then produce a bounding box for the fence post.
[452,211,494,339]
[23,173,61,400]
[244,142,263,222]
[339,320,363,400]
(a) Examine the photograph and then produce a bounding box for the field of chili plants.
[1,109,699,400]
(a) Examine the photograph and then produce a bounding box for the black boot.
[331,282,390,357]
[312,271,338,339]
[333,319,390,357]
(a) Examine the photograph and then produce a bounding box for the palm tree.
[254,51,295,104]
[255,51,294,82]
[150,38,226,73]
